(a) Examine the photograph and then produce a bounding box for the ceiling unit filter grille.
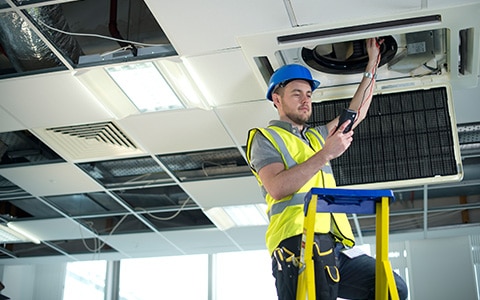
[36,122,144,161]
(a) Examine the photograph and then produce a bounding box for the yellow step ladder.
[296,188,399,300]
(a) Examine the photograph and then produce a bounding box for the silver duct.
[0,4,82,72]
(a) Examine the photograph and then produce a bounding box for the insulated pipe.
[0,4,82,72]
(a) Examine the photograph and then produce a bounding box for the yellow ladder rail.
[296,188,399,300]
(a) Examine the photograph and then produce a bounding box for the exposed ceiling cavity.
[0,0,175,77]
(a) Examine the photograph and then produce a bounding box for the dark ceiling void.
[112,185,192,211]
[49,238,116,255]
[0,130,63,167]
[0,241,61,258]
[0,197,61,221]
[45,192,128,217]
[301,35,398,74]
[140,209,214,231]
[157,147,251,181]
[77,156,174,189]
[0,0,176,78]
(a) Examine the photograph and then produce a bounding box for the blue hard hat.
[266,64,320,101]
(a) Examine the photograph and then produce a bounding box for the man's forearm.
[349,58,379,123]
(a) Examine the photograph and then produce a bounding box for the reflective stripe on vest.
[261,127,334,218]
[246,125,355,253]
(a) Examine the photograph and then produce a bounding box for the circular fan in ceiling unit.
[301,36,398,74]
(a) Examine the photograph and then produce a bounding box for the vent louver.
[34,122,144,162]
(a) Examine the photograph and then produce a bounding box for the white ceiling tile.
[0,71,112,129]
[0,163,103,197]
[290,0,421,26]
[215,100,278,147]
[182,176,264,209]
[162,228,240,254]
[119,109,234,154]
[145,0,290,55]
[226,226,268,251]
[0,105,24,133]
[8,218,95,241]
[184,50,266,106]
[452,86,480,124]
[105,232,183,257]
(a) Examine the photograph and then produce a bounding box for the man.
[246,38,408,300]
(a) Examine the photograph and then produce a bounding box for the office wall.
[0,235,478,300]
[1,263,66,300]
[407,235,477,300]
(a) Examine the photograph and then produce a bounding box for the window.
[214,249,277,300]
[119,255,208,299]
[63,260,107,300]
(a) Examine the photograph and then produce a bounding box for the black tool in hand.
[337,108,357,133]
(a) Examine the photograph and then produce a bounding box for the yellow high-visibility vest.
[246,125,355,255]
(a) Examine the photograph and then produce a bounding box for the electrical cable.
[135,197,191,221]
[35,18,169,48]
[79,214,129,254]
[356,47,382,121]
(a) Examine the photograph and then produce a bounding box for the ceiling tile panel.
[0,163,103,196]
[290,0,421,26]
[118,109,234,154]
[183,50,266,106]
[8,218,96,241]
[102,232,184,257]
[161,228,240,254]
[0,106,24,133]
[181,176,264,209]
[215,100,278,147]
[226,226,268,251]
[145,0,290,55]
[0,72,112,129]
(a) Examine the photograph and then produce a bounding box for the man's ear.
[271,93,280,108]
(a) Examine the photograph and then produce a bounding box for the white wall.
[0,235,478,300]
[1,263,66,300]
[407,236,477,300]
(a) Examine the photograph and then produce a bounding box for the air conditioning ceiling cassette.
[238,3,480,100]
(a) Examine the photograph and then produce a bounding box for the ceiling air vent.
[34,121,145,162]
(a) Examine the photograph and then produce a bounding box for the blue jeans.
[271,234,408,300]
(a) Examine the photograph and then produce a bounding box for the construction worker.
[246,38,408,300]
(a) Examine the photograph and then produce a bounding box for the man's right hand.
[321,120,354,161]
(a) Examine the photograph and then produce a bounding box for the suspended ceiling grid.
[0,0,478,263]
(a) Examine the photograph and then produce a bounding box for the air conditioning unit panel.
[237,5,477,188]
[238,3,480,93]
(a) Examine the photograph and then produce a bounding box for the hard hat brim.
[266,78,320,101]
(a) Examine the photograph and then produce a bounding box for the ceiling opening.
[157,147,251,182]
[0,130,63,167]
[0,0,176,78]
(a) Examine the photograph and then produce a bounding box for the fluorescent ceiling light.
[0,223,41,244]
[204,207,236,231]
[106,62,184,113]
[204,204,268,231]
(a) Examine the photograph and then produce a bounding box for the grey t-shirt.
[249,120,329,173]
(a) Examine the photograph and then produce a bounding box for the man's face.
[273,79,313,126]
